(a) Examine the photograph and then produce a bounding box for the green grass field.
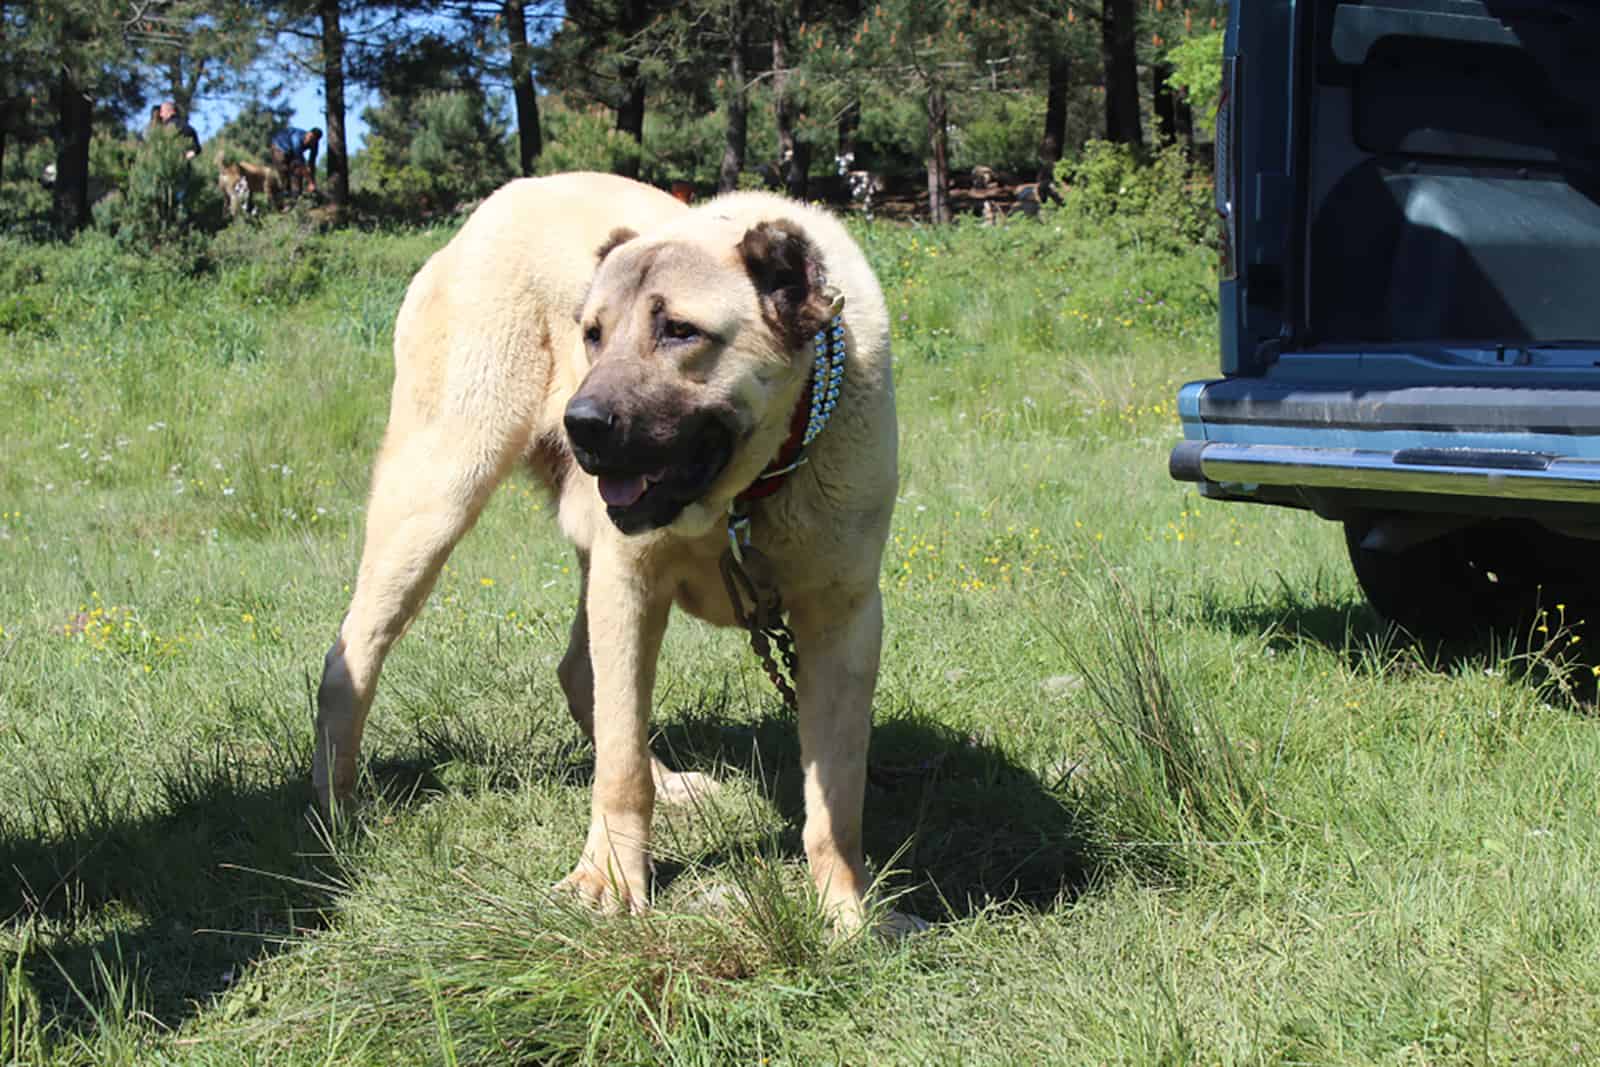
[4,204,1600,1065]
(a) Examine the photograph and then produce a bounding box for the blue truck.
[1169,0,1600,638]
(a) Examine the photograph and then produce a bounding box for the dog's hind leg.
[557,550,718,806]
[314,421,519,816]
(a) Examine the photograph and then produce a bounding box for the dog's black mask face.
[567,220,832,535]
[564,390,737,534]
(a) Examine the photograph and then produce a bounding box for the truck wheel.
[1342,519,1554,640]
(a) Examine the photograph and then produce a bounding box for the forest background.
[1,0,1225,235]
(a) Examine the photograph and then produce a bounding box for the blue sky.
[184,8,532,155]
[189,82,377,154]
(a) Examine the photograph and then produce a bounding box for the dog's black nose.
[564,394,617,459]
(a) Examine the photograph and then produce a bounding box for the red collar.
[733,375,813,504]
[731,310,846,508]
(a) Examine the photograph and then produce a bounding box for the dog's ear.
[595,227,638,263]
[738,220,834,348]
[577,228,641,323]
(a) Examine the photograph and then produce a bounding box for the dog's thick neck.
[733,309,846,507]
[724,308,846,562]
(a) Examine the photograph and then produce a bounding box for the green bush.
[0,168,53,235]
[0,290,51,336]
[45,229,133,291]
[88,132,138,194]
[950,92,1048,175]
[212,210,329,305]
[0,240,48,291]
[95,125,223,254]
[362,90,514,218]
[639,95,725,187]
[1166,30,1226,139]
[534,97,642,179]
[1056,140,1213,254]
[853,90,931,177]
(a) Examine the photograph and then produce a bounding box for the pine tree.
[355,32,512,214]
[539,0,674,178]
[813,0,1022,222]
[3,0,136,231]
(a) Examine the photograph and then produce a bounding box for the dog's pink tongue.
[599,474,648,508]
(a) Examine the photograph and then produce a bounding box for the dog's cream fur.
[314,172,903,932]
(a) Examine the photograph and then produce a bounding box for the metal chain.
[719,545,799,713]
[771,624,798,691]
[746,621,799,712]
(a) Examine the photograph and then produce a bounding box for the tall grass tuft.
[232,862,859,1065]
[1050,572,1273,880]
[2,924,48,1065]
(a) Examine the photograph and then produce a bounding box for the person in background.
[156,100,201,160]
[270,126,322,198]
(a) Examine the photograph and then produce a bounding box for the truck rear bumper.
[1171,373,1600,513]
[1170,440,1600,505]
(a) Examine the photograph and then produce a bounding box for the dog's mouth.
[583,419,735,535]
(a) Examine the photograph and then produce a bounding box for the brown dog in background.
[312,172,917,934]
[216,147,279,217]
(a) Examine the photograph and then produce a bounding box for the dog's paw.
[680,881,749,917]
[652,767,720,807]
[827,901,929,941]
[309,779,360,831]
[556,857,648,915]
[873,910,930,940]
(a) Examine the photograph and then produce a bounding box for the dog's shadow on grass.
[2,701,1094,1038]
[650,706,1103,922]
[0,742,451,1039]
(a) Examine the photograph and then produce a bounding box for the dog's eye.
[583,324,602,346]
[662,320,700,343]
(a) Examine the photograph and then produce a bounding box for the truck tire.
[1342,519,1585,640]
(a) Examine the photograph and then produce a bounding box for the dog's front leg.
[791,585,926,937]
[556,541,666,913]
[789,585,882,932]
[558,549,717,806]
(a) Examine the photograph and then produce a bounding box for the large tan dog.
[314,172,906,932]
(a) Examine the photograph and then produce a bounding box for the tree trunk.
[165,54,201,117]
[837,97,859,164]
[834,0,861,168]
[772,25,807,198]
[0,0,6,184]
[926,85,950,225]
[506,0,543,174]
[1100,0,1141,145]
[1176,95,1196,152]
[718,2,747,193]
[1038,51,1070,187]
[52,70,92,234]
[319,0,349,209]
[615,66,645,178]
[787,141,811,198]
[1152,61,1178,144]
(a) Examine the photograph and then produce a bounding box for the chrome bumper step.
[1170,441,1600,505]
